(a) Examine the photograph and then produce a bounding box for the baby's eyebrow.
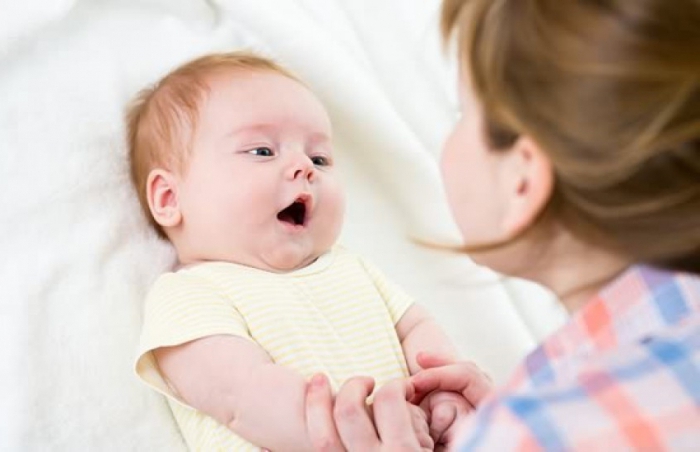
[308,131,331,146]
[227,123,277,137]
[227,124,330,144]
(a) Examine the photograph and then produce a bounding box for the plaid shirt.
[456,266,700,451]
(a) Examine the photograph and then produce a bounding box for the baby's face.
[174,70,345,272]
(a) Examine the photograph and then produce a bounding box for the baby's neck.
[173,251,325,274]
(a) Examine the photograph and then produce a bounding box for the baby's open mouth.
[277,198,307,226]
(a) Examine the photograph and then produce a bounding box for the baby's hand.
[406,400,434,451]
[422,391,474,449]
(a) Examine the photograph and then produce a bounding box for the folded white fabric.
[0,0,564,449]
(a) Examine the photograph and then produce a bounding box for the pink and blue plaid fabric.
[456,266,700,450]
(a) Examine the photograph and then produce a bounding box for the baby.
[129,51,470,450]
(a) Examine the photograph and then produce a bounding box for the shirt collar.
[512,265,700,388]
[572,265,700,350]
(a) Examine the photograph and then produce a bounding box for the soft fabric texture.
[137,247,413,450]
[1,0,565,449]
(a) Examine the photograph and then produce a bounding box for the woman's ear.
[499,136,554,237]
[146,169,182,229]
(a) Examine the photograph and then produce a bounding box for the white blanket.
[0,0,566,449]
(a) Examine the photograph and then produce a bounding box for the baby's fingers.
[429,403,456,444]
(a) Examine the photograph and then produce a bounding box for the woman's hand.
[304,374,433,451]
[410,352,494,409]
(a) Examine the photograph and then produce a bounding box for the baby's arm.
[397,304,474,445]
[396,304,459,375]
[153,335,313,451]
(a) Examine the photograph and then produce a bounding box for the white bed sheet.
[0,0,566,449]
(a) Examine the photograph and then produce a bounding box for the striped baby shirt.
[456,265,700,450]
[135,246,412,451]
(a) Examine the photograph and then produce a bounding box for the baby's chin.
[257,249,324,273]
[176,249,323,274]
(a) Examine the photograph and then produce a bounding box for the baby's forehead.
[200,69,331,124]
[199,69,302,112]
[205,67,300,90]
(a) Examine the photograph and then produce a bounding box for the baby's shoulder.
[146,264,241,302]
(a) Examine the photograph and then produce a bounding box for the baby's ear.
[146,169,182,229]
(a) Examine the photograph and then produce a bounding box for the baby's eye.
[311,156,331,166]
[248,147,275,157]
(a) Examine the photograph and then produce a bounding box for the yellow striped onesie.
[135,246,412,450]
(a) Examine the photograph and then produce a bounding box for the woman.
[304,0,700,449]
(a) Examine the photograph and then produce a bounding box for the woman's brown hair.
[442,0,700,273]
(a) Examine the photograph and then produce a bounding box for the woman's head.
[441,0,700,275]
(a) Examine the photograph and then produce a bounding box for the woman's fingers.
[333,376,380,451]
[416,351,455,370]
[410,360,493,407]
[372,379,430,450]
[409,402,434,451]
[306,374,435,451]
[305,374,345,452]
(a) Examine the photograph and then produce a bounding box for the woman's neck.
[523,230,631,313]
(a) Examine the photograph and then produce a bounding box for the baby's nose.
[289,156,315,181]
